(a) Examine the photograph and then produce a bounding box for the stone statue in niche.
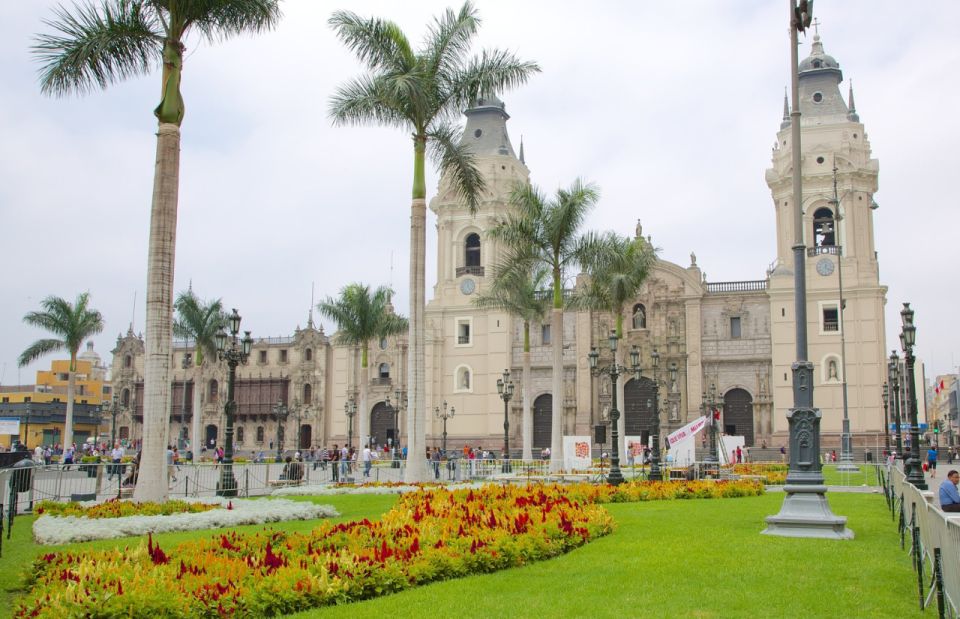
[828,359,839,381]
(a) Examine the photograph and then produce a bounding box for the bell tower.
[429,95,529,307]
[766,34,888,444]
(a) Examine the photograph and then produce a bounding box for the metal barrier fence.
[885,464,960,618]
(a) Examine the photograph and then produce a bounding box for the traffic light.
[934,420,941,434]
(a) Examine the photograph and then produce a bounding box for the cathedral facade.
[109,36,887,456]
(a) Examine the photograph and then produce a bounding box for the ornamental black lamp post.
[496,369,515,473]
[889,351,904,459]
[702,383,721,465]
[214,308,252,497]
[434,401,454,457]
[106,394,120,447]
[385,390,404,467]
[588,331,640,486]
[273,398,288,461]
[900,303,926,490]
[648,349,666,481]
[881,383,891,457]
[344,398,356,455]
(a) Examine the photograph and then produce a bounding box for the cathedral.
[109,35,888,457]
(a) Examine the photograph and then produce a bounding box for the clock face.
[816,257,835,276]
[459,278,476,295]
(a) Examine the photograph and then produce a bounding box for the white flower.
[33,498,338,545]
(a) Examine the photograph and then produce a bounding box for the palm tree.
[489,179,600,472]
[33,0,281,502]
[317,284,408,456]
[19,293,104,450]
[573,231,658,458]
[329,2,538,481]
[173,288,225,461]
[474,266,550,460]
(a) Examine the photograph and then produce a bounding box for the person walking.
[939,469,960,512]
[109,442,124,480]
[927,445,939,479]
[166,445,177,484]
[431,447,441,480]
[331,444,340,483]
[362,444,373,478]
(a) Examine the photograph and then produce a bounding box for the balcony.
[705,280,767,294]
[807,245,842,257]
[371,377,392,387]
[456,265,485,277]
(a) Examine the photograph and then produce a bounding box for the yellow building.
[0,342,111,449]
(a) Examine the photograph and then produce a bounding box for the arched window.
[303,383,312,405]
[304,348,312,362]
[124,354,132,368]
[237,426,245,443]
[813,207,835,247]
[256,426,265,442]
[465,233,481,267]
[208,379,219,402]
[632,304,647,329]
[121,388,130,408]
[379,363,390,379]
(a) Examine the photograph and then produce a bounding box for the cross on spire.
[811,17,821,36]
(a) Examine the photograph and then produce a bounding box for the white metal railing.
[888,465,960,616]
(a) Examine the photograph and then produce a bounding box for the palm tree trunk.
[359,344,369,451]
[191,364,203,461]
[522,322,533,460]
[405,139,428,483]
[550,306,563,472]
[135,122,180,503]
[64,357,76,450]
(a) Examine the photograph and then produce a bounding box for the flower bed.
[17,485,613,617]
[36,499,219,519]
[731,464,787,485]
[32,497,338,545]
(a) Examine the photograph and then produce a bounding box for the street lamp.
[881,383,891,457]
[385,390,404,467]
[105,393,121,447]
[764,0,850,540]
[496,369,515,473]
[889,351,904,459]
[180,350,192,454]
[702,383,722,465]
[587,331,640,486]
[273,398,288,461]
[434,401,455,456]
[344,398,356,455]
[214,308,252,497]
[900,303,926,490]
[291,399,302,452]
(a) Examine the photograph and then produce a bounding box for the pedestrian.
[431,447,441,479]
[939,470,960,512]
[736,446,743,463]
[362,444,372,478]
[780,445,786,463]
[109,442,124,480]
[331,444,340,482]
[927,445,938,478]
[166,445,177,484]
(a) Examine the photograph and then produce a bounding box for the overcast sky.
[2,1,959,387]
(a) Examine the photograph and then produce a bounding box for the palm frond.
[329,74,409,129]
[33,0,163,97]
[428,122,485,212]
[425,2,479,83]
[445,48,541,111]
[19,292,104,368]
[317,283,406,347]
[186,0,282,43]
[329,10,414,73]
[174,288,225,364]
[18,339,65,368]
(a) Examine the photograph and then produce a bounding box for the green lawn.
[1,491,923,618]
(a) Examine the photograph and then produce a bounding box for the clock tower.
[766,34,888,444]
[424,95,530,446]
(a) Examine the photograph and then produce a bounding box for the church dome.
[798,34,841,77]
[78,340,101,366]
